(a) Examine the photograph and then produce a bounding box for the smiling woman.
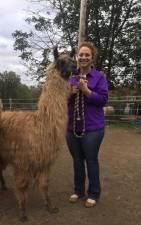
[66,41,109,207]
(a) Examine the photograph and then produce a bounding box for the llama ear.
[53,46,59,61]
[70,48,76,58]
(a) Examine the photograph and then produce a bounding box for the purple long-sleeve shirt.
[67,68,108,132]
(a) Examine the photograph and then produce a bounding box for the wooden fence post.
[78,0,88,46]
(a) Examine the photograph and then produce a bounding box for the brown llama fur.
[0,48,76,221]
[0,99,7,190]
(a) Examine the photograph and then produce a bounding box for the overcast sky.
[0,0,38,85]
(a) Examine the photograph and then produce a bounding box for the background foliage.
[0,71,41,100]
[12,0,141,89]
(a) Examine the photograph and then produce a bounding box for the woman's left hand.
[78,79,92,97]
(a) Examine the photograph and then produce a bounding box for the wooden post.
[78,0,88,46]
[9,98,12,111]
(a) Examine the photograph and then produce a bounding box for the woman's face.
[77,46,93,70]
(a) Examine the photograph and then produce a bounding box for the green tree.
[0,71,41,99]
[0,71,21,99]
[12,0,141,88]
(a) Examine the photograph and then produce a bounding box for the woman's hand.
[78,78,92,97]
[70,85,79,95]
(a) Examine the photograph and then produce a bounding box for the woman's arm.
[78,75,108,107]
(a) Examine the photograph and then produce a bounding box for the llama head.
[53,46,77,80]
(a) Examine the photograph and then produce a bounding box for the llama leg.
[14,170,30,222]
[0,170,7,190]
[38,170,59,213]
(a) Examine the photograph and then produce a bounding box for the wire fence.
[1,96,141,126]
[2,98,38,111]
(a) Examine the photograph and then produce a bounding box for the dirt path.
[0,127,141,225]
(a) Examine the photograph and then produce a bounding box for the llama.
[0,47,76,221]
[0,157,7,191]
[0,99,7,190]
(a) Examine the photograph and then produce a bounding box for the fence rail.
[1,96,141,125]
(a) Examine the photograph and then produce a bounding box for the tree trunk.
[78,0,88,46]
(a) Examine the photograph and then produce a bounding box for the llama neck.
[37,70,69,144]
[38,74,69,120]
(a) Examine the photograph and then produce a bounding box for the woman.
[66,41,108,207]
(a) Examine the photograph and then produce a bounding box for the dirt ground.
[0,126,141,225]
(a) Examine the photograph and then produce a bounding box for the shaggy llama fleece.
[0,47,76,221]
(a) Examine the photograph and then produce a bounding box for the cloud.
[0,0,36,86]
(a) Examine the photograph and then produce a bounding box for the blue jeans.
[66,128,104,200]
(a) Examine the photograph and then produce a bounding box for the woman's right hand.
[70,85,79,95]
